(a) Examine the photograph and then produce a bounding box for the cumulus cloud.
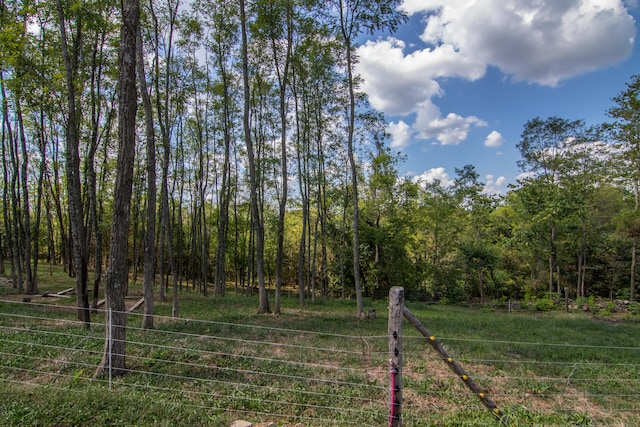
[402,0,636,86]
[356,1,635,149]
[414,101,487,146]
[357,38,484,115]
[516,171,536,182]
[484,130,504,148]
[388,120,413,148]
[356,37,487,146]
[412,167,454,187]
[484,174,508,194]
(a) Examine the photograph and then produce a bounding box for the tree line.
[1,0,639,335]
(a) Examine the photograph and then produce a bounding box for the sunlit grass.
[1,264,640,426]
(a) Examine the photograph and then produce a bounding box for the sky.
[355,0,640,194]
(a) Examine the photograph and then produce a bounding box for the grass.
[1,266,640,426]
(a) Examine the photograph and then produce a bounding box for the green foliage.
[628,302,640,315]
[535,298,556,312]
[615,209,640,237]
[0,0,639,322]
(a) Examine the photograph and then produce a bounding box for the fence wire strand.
[2,298,640,426]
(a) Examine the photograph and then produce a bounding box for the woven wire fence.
[0,299,389,426]
[1,298,640,426]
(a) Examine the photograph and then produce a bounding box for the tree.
[516,116,586,296]
[137,22,156,329]
[607,75,640,301]
[358,110,418,297]
[96,0,140,376]
[413,181,462,300]
[202,0,237,298]
[55,0,91,325]
[240,0,270,314]
[288,23,347,302]
[328,0,405,316]
[254,0,294,314]
[149,0,180,312]
[453,165,497,302]
[560,133,609,297]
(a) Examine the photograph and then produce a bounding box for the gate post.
[388,287,404,427]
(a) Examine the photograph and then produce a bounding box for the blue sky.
[356,0,639,194]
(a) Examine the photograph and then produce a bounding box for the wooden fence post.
[388,287,404,427]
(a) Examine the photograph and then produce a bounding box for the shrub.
[605,301,617,313]
[628,302,640,316]
[535,298,556,312]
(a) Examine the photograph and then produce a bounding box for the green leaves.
[0,22,27,70]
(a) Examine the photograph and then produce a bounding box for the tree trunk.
[86,30,110,311]
[55,0,90,325]
[16,100,34,293]
[1,73,20,290]
[46,138,71,275]
[32,109,48,294]
[316,122,329,297]
[152,0,179,307]
[548,223,555,297]
[213,32,232,297]
[340,23,364,316]
[171,161,181,317]
[272,1,293,315]
[137,25,156,329]
[96,0,139,377]
[240,0,270,314]
[631,235,638,302]
[632,182,639,302]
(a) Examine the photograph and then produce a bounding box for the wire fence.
[1,298,640,426]
[0,299,390,426]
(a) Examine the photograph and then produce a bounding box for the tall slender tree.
[150,0,180,308]
[240,0,270,313]
[55,0,90,325]
[205,0,237,298]
[137,23,156,329]
[329,0,405,316]
[96,0,140,376]
[607,75,640,302]
[254,0,294,315]
[517,116,586,296]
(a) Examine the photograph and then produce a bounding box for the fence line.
[0,299,390,426]
[2,298,640,426]
[387,287,640,427]
[0,298,388,338]
[0,371,375,427]
[403,334,640,351]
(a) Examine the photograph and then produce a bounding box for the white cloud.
[355,37,487,147]
[414,101,487,146]
[402,0,636,86]
[357,38,484,116]
[357,0,635,150]
[484,130,504,148]
[484,174,508,194]
[412,167,454,187]
[388,120,413,148]
[516,171,535,182]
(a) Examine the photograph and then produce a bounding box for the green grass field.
[1,268,639,426]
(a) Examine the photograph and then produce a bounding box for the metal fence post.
[108,307,112,391]
[388,287,404,427]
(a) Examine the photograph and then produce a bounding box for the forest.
[1,0,640,325]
